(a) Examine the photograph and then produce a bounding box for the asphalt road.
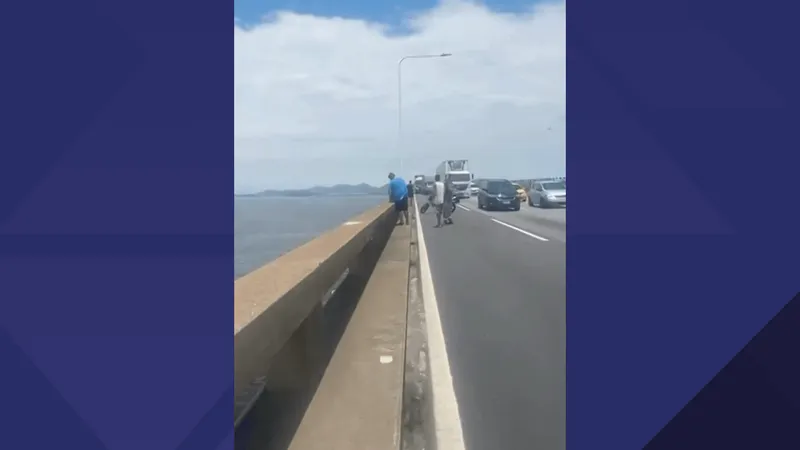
[459,196,566,242]
[417,201,566,450]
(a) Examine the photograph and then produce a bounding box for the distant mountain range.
[236,183,388,198]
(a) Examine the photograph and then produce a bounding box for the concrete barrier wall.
[234,202,395,426]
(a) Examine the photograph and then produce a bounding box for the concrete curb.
[402,210,436,450]
[409,199,466,450]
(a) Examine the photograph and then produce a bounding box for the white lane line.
[414,201,467,450]
[457,204,470,211]
[490,218,549,241]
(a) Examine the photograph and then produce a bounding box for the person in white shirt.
[433,174,446,227]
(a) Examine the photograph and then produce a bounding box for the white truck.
[413,174,427,194]
[435,159,473,199]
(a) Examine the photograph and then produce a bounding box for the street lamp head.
[440,53,452,57]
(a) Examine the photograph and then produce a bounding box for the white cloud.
[234,0,565,191]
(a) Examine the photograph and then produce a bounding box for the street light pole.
[397,53,452,177]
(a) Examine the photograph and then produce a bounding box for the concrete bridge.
[234,197,566,450]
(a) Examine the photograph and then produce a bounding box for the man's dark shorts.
[394,196,409,212]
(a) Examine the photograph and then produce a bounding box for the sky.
[234,0,565,192]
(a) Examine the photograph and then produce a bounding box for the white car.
[528,180,566,208]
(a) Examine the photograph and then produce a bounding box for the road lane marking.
[414,201,468,450]
[457,204,470,211]
[491,218,549,241]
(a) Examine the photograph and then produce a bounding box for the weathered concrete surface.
[234,231,394,450]
[402,210,436,450]
[234,203,393,425]
[286,224,411,450]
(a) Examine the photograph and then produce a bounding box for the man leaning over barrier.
[387,172,410,226]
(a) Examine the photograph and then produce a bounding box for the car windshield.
[542,181,566,190]
[487,181,517,195]
[448,173,472,182]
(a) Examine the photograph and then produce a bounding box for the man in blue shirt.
[387,172,409,225]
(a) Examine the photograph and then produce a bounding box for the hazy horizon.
[233,175,565,195]
[234,0,565,191]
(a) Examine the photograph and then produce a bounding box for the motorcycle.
[420,194,458,214]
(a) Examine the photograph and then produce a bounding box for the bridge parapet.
[235,201,413,450]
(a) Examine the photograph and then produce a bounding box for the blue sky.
[234,0,565,191]
[234,0,534,27]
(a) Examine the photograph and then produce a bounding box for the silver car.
[528,180,566,208]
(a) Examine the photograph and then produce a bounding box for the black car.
[476,179,521,211]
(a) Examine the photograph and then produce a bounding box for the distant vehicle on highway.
[469,181,480,196]
[436,159,473,199]
[528,179,566,208]
[413,174,426,193]
[476,178,521,211]
[512,183,528,203]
